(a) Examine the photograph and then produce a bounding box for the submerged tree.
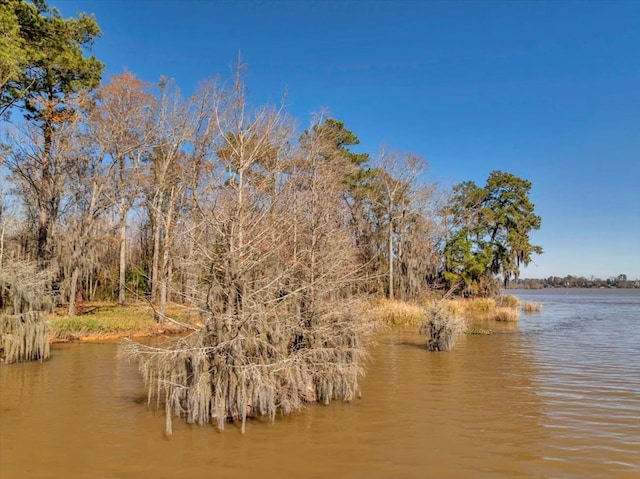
[122,71,372,434]
[0,259,52,363]
[419,303,465,352]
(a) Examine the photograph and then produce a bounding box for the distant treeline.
[511,275,639,289]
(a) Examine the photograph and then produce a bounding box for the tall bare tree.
[124,72,371,434]
[90,72,155,305]
[372,149,427,299]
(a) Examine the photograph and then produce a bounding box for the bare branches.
[121,74,372,434]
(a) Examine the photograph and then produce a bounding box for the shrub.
[419,305,465,351]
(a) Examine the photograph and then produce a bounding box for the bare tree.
[139,78,199,319]
[123,72,371,434]
[372,148,427,299]
[91,72,155,305]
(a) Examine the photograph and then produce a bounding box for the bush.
[419,305,465,351]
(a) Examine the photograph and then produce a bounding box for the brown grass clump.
[368,298,426,327]
[522,301,542,313]
[497,295,520,309]
[493,306,519,322]
[464,297,497,315]
[443,297,495,321]
[440,296,520,323]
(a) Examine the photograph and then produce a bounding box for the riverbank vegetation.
[0,260,52,363]
[0,0,544,431]
[47,302,199,342]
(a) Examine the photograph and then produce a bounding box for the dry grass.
[497,295,520,309]
[522,301,542,313]
[367,298,426,327]
[370,296,522,326]
[493,306,519,322]
[367,298,467,351]
[47,302,200,341]
[439,297,520,322]
[442,298,496,320]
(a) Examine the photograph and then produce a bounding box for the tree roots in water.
[122,301,371,435]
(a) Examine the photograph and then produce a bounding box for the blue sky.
[55,0,640,279]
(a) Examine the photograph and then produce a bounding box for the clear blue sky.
[56,0,640,280]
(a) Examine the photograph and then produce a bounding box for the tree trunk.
[38,123,52,266]
[150,191,163,303]
[159,187,176,321]
[388,219,394,299]
[118,211,127,305]
[67,266,79,317]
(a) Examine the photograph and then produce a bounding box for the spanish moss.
[0,260,53,363]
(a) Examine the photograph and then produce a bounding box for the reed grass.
[367,298,426,327]
[442,297,520,322]
[442,298,496,320]
[497,295,520,309]
[369,296,522,327]
[493,306,519,322]
[522,301,542,313]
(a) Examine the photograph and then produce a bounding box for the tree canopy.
[0,0,103,119]
[443,170,543,294]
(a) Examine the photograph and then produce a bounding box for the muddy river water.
[1,289,639,478]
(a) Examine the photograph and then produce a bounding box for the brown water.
[1,289,639,478]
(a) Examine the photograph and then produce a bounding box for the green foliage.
[442,229,490,290]
[0,0,103,118]
[301,117,374,191]
[0,0,28,95]
[125,267,149,294]
[307,118,369,166]
[443,170,542,295]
